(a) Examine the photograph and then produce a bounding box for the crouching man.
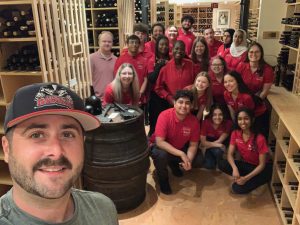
[150,90,203,195]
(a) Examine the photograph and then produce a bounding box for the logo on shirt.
[182,127,191,136]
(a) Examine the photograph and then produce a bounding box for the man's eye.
[30,132,44,139]
[63,132,75,138]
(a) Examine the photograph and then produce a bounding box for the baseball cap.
[4,83,101,133]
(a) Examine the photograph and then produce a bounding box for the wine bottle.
[0,9,20,20]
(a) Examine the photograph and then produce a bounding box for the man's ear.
[2,136,10,163]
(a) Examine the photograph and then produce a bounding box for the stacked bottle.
[5,44,40,71]
[0,9,35,38]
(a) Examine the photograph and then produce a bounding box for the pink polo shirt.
[90,51,117,98]
[177,28,196,56]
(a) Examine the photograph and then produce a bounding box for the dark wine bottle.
[0,9,20,20]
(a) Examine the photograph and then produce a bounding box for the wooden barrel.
[83,106,150,213]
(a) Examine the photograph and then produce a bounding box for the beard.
[8,154,83,199]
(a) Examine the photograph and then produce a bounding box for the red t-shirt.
[208,39,223,59]
[114,52,148,87]
[224,91,266,117]
[155,58,195,99]
[155,108,200,149]
[209,70,226,104]
[145,40,156,55]
[236,62,275,94]
[221,48,247,71]
[230,130,269,165]
[201,119,232,140]
[177,28,196,56]
[103,83,133,105]
[217,45,226,56]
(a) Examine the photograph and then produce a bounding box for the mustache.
[33,156,72,172]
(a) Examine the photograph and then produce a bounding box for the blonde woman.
[185,71,213,121]
[104,63,140,106]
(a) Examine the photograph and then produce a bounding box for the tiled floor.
[118,160,281,225]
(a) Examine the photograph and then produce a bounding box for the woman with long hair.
[200,104,232,169]
[190,37,210,75]
[221,29,248,70]
[217,28,235,56]
[104,63,140,106]
[218,108,272,194]
[223,71,269,137]
[237,42,274,99]
[148,35,170,136]
[209,56,228,104]
[185,71,213,121]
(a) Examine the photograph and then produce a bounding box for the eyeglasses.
[212,64,224,67]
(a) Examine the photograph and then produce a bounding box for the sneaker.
[159,179,172,195]
[169,164,183,177]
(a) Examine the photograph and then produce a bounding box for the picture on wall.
[217,10,230,28]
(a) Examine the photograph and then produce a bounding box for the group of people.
[90,15,275,195]
[0,15,277,225]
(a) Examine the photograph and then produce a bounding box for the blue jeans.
[202,147,224,169]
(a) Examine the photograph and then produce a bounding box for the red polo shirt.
[237,62,275,94]
[177,28,196,56]
[155,108,200,149]
[147,55,155,73]
[201,119,232,140]
[221,48,247,71]
[208,39,223,59]
[193,62,203,76]
[145,40,156,55]
[155,58,195,99]
[224,91,266,117]
[217,45,226,56]
[103,83,133,105]
[209,71,226,104]
[114,52,148,88]
[121,47,153,61]
[230,130,269,165]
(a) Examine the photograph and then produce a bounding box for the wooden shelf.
[0,37,37,42]
[89,7,118,10]
[283,183,296,210]
[0,150,4,160]
[282,45,299,52]
[0,71,42,76]
[87,27,119,30]
[285,24,300,28]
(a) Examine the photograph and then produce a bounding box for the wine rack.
[85,0,134,57]
[181,6,213,33]
[0,0,93,195]
[248,0,260,41]
[279,0,300,96]
[168,3,174,26]
[134,0,142,23]
[268,86,300,225]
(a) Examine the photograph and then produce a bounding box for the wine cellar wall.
[0,0,92,194]
[85,0,135,56]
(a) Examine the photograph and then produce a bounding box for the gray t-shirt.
[0,188,119,225]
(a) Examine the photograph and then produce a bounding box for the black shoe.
[159,179,172,195]
[169,164,183,177]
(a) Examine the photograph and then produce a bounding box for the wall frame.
[216,9,230,28]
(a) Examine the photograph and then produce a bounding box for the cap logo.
[34,84,74,109]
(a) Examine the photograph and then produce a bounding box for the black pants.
[150,144,203,182]
[218,159,273,194]
[148,91,171,136]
